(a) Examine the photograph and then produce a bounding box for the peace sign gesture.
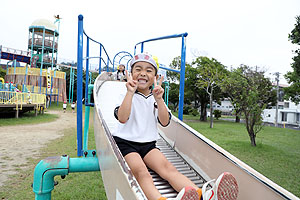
[153,75,164,101]
[125,70,138,94]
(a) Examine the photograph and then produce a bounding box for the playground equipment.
[28,18,60,70]
[0,46,31,64]
[0,17,67,104]
[32,15,300,200]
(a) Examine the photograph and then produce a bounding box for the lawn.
[182,115,300,198]
[0,112,58,127]
[0,103,107,200]
[1,106,299,199]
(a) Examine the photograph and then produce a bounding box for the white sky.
[0,0,299,84]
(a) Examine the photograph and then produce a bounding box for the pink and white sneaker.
[202,172,238,200]
[169,186,199,200]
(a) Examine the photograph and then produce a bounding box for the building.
[262,84,300,126]
[212,98,234,115]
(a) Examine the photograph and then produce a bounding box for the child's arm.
[153,76,170,126]
[117,71,138,123]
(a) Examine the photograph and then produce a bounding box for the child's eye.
[147,69,153,73]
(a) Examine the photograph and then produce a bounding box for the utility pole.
[274,72,280,127]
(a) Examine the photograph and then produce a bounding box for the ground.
[0,110,76,187]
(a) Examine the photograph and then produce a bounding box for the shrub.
[213,110,222,120]
[183,105,192,114]
[191,108,198,116]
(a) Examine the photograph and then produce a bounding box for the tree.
[193,57,227,128]
[284,15,300,104]
[0,68,6,79]
[222,65,276,146]
[168,82,179,112]
[167,56,226,122]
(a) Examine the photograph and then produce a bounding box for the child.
[114,64,127,82]
[71,102,76,113]
[113,53,238,200]
[63,101,67,113]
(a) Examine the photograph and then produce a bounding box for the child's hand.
[153,76,164,101]
[125,70,138,94]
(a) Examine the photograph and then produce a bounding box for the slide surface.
[93,76,299,200]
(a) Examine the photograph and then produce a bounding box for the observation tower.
[28,18,59,69]
[4,17,66,102]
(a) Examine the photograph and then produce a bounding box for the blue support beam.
[77,14,84,157]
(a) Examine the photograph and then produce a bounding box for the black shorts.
[113,136,158,158]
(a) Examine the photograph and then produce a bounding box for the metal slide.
[93,76,299,200]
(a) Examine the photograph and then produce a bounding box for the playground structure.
[31,15,300,200]
[0,18,67,116]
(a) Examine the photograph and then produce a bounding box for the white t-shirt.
[113,91,170,143]
[113,70,126,81]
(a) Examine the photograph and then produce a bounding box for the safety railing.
[0,46,31,57]
[0,91,46,110]
[134,33,188,120]
[6,66,65,79]
[28,38,58,50]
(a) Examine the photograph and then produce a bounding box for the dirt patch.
[0,110,76,187]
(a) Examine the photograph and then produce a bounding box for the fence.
[0,91,46,110]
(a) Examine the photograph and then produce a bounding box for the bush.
[213,110,222,120]
[183,105,192,114]
[168,104,175,112]
[0,68,6,79]
[191,108,198,116]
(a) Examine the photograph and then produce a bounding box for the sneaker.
[202,172,238,200]
[168,186,199,200]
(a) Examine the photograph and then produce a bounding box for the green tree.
[168,82,179,112]
[284,15,300,104]
[213,110,222,120]
[0,68,6,79]
[193,57,227,128]
[167,56,181,82]
[222,65,276,146]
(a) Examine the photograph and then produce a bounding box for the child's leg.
[143,148,199,192]
[124,152,161,200]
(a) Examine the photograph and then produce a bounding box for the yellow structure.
[0,91,46,110]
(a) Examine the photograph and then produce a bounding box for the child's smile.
[131,61,157,95]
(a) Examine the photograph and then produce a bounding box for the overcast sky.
[0,0,299,84]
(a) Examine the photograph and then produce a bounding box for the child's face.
[119,65,125,71]
[132,61,157,92]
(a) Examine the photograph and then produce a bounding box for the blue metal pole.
[77,14,84,157]
[178,35,187,121]
[106,57,109,72]
[141,42,144,53]
[99,45,102,73]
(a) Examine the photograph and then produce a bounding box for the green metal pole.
[71,69,75,103]
[83,84,93,151]
[69,67,72,103]
[33,154,99,200]
[164,81,169,106]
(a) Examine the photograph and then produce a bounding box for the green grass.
[0,112,58,127]
[0,108,107,200]
[0,101,67,127]
[184,118,300,198]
